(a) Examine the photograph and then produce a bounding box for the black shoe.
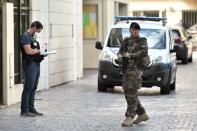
[30,110,44,116]
[20,112,36,117]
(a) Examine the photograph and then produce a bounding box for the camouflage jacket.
[117,36,148,69]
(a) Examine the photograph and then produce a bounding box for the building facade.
[83,0,128,68]
[129,0,197,28]
[0,0,83,106]
[1,0,128,106]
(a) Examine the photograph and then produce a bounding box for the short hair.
[30,21,43,29]
[130,22,140,30]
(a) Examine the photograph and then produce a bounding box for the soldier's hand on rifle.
[115,57,123,64]
[123,52,133,58]
[129,52,134,58]
[125,52,130,58]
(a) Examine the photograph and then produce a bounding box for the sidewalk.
[0,69,104,131]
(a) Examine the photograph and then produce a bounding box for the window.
[133,11,143,16]
[107,28,124,47]
[13,0,30,84]
[172,30,181,39]
[108,28,166,49]
[133,10,159,17]
[144,11,159,17]
[182,10,197,29]
[83,5,98,39]
[172,29,188,40]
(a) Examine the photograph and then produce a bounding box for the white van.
[95,16,177,94]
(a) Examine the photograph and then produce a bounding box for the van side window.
[107,28,123,47]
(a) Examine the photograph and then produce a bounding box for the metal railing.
[182,10,197,29]
[115,16,167,21]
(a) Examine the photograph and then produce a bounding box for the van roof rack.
[115,16,167,26]
[115,16,167,21]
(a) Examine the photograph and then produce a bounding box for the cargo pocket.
[127,71,136,89]
[135,79,142,89]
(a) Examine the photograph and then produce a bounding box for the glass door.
[13,0,30,84]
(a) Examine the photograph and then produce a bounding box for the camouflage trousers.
[122,67,142,89]
[122,68,146,118]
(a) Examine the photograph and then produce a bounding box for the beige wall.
[83,0,128,68]
[31,0,83,87]
[48,0,83,86]
[2,0,83,106]
[76,1,83,79]
[31,0,50,90]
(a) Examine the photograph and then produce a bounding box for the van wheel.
[160,85,170,94]
[98,78,108,92]
[160,75,170,94]
[108,85,114,89]
[188,54,193,63]
[170,77,176,90]
[182,57,188,64]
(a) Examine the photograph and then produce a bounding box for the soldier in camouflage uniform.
[117,22,149,127]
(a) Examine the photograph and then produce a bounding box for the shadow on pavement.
[102,86,178,96]
[83,68,178,97]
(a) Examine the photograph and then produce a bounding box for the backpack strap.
[123,37,129,52]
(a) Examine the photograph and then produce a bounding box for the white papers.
[40,50,56,56]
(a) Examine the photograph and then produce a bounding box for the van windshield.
[107,28,166,49]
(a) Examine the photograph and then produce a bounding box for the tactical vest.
[20,32,43,65]
[124,37,150,70]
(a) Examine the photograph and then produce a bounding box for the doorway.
[14,0,30,84]
[0,0,30,105]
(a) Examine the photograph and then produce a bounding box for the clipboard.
[40,50,56,56]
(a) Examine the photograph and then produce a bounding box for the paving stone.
[0,52,197,131]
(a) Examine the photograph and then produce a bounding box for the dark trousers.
[21,60,40,112]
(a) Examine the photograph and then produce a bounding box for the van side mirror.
[95,41,103,50]
[170,49,176,53]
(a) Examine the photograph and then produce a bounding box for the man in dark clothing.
[20,21,44,117]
